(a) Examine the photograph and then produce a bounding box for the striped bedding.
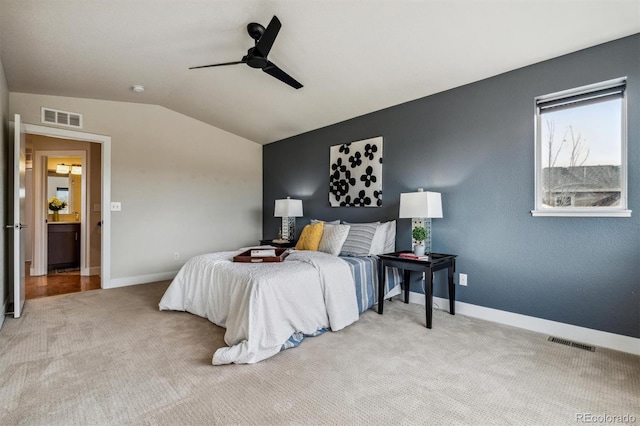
[283,255,402,350]
[340,255,403,313]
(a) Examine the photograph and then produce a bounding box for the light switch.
[110,202,122,211]
[93,204,101,212]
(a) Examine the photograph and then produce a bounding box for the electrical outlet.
[110,202,122,211]
[173,252,180,261]
[459,273,467,286]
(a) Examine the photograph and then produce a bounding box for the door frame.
[33,150,87,276]
[23,123,111,287]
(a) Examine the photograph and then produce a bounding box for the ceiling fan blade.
[189,60,244,70]
[263,61,303,89]
[254,16,281,58]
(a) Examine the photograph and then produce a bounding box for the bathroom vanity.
[48,222,80,270]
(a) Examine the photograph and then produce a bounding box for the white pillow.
[318,224,350,255]
[384,220,396,253]
[369,222,389,255]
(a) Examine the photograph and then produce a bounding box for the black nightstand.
[260,239,297,248]
[378,252,457,329]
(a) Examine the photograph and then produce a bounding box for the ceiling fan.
[189,15,303,89]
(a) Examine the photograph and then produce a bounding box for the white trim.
[401,291,640,355]
[32,154,46,275]
[531,209,632,217]
[105,271,178,289]
[23,123,111,288]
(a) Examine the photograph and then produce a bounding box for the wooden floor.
[25,263,101,300]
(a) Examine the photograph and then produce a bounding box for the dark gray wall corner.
[263,34,640,338]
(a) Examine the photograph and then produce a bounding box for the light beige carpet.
[0,281,638,426]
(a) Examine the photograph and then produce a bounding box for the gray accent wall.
[264,34,640,338]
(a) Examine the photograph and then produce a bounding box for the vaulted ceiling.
[1,1,638,144]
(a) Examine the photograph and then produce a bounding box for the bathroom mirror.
[47,171,72,214]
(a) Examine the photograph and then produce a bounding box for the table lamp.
[274,197,303,241]
[399,188,442,254]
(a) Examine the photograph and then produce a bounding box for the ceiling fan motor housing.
[247,22,265,41]
[245,48,268,69]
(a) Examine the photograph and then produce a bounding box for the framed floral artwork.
[329,136,383,207]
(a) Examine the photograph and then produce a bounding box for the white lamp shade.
[56,164,70,174]
[70,165,82,175]
[274,198,303,217]
[399,191,443,218]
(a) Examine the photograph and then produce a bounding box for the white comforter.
[159,250,359,364]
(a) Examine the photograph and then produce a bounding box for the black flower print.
[330,175,350,201]
[364,143,378,161]
[344,169,356,186]
[339,195,352,207]
[353,190,372,207]
[360,166,377,188]
[339,143,351,155]
[348,151,362,168]
[331,158,347,173]
[374,190,383,207]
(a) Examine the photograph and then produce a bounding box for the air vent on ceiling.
[548,336,595,352]
[41,107,83,129]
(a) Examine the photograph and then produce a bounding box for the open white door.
[8,114,27,317]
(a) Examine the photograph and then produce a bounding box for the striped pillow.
[340,222,379,256]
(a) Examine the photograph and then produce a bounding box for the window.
[532,78,631,217]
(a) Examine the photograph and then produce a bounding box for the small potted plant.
[412,226,428,256]
[48,197,67,222]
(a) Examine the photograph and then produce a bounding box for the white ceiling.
[1,1,638,145]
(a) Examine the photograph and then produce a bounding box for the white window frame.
[532,77,631,217]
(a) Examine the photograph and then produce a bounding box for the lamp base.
[281,216,296,241]
[411,218,432,254]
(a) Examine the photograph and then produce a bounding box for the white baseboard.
[402,291,640,356]
[105,271,178,289]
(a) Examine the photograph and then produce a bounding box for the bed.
[159,248,401,365]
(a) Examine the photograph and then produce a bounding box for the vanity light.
[70,165,82,175]
[274,197,303,241]
[56,164,70,174]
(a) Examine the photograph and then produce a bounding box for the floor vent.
[548,336,595,352]
[41,107,83,129]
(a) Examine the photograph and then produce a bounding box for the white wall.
[10,93,262,284]
[0,54,9,321]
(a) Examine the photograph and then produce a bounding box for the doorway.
[26,145,98,298]
[22,123,112,298]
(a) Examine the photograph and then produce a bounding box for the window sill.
[531,209,632,218]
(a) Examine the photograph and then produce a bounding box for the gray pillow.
[340,222,379,256]
[311,219,340,225]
